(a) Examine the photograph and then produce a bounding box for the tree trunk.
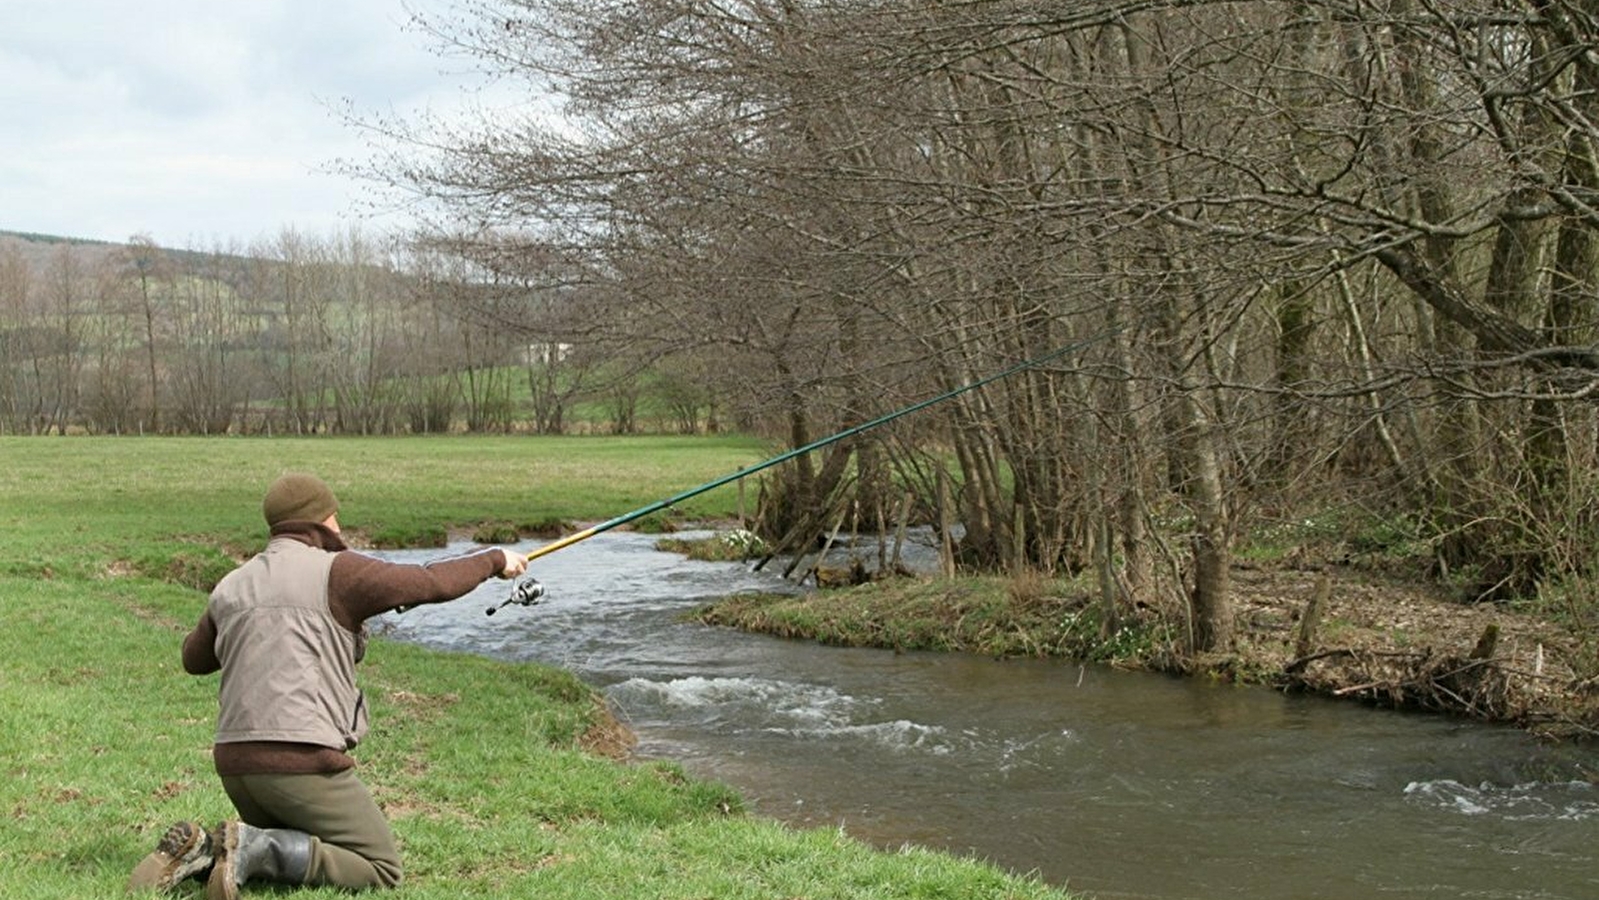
[1183,374,1234,653]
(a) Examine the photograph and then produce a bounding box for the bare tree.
[120,235,172,433]
[165,243,253,434]
[0,243,33,433]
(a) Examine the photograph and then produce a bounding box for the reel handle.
[487,576,546,616]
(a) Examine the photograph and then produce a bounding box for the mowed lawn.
[0,435,1076,900]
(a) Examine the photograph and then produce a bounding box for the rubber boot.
[206,821,313,900]
[126,820,214,892]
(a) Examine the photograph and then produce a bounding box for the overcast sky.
[0,0,490,247]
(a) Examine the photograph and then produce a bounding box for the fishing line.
[489,328,1119,615]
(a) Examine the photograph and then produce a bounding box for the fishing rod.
[488,329,1116,615]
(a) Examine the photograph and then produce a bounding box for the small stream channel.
[375,531,1599,900]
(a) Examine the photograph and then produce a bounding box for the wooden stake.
[936,466,955,578]
[1295,569,1331,659]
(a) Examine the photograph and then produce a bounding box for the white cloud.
[0,0,487,246]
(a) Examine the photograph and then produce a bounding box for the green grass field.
[0,435,1075,899]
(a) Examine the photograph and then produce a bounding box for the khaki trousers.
[220,769,402,889]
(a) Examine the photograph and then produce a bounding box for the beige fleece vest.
[209,537,369,750]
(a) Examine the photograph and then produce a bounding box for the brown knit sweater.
[182,521,507,775]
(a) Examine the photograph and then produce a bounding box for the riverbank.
[693,556,1599,743]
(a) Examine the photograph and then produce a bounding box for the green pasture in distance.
[0,434,768,568]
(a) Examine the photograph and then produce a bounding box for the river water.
[375,532,1599,900]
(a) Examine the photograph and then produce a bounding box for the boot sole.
[206,821,242,900]
[126,821,211,892]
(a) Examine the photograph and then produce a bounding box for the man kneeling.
[130,473,528,896]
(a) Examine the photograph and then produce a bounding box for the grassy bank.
[693,558,1598,739]
[0,435,1074,899]
[696,574,1167,661]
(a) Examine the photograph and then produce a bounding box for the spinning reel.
[486,575,546,616]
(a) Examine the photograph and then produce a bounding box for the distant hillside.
[0,229,117,247]
[0,230,123,272]
[0,230,250,273]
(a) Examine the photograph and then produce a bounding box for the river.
[375,531,1599,900]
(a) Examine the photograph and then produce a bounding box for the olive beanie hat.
[262,472,340,527]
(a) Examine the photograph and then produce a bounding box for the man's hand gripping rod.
[480,526,598,615]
